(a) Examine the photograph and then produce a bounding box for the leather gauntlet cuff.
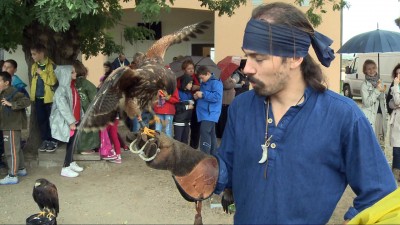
[172,157,219,202]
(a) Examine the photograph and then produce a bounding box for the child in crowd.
[153,88,179,138]
[50,65,83,178]
[1,59,29,171]
[72,60,100,154]
[0,71,30,185]
[360,59,387,141]
[98,63,125,163]
[194,66,223,155]
[177,60,201,149]
[2,59,29,97]
[173,74,194,144]
[30,43,58,152]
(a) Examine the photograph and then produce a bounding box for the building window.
[300,0,310,7]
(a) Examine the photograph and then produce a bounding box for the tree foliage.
[0,0,348,58]
[294,0,349,27]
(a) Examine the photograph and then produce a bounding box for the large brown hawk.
[32,178,59,218]
[79,21,211,133]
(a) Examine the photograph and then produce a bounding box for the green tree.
[0,0,345,154]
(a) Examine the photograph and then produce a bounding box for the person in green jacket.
[0,71,31,185]
[72,60,100,154]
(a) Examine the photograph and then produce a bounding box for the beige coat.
[360,81,387,137]
[389,85,400,147]
[222,77,236,105]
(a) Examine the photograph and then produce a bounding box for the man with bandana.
[130,2,397,224]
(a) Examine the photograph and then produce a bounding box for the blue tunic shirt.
[215,87,396,224]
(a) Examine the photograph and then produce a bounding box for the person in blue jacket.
[130,2,397,224]
[193,66,222,155]
[111,53,130,70]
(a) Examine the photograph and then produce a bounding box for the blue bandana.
[242,19,335,67]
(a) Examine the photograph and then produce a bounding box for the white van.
[342,53,400,98]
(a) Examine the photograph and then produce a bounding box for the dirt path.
[0,147,357,224]
[0,150,234,224]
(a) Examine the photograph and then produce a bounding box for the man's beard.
[248,72,288,97]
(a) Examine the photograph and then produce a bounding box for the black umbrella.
[337,29,400,74]
[169,56,221,78]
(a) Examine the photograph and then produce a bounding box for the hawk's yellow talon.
[143,127,156,138]
[37,211,46,217]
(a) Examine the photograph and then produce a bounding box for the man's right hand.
[221,189,234,214]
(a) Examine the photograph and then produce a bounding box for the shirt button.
[271,143,276,148]
[267,118,273,124]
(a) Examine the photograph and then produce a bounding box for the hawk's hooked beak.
[34,182,41,188]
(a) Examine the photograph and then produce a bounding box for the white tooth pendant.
[259,144,268,164]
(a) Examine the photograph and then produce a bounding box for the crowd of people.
[0,44,250,182]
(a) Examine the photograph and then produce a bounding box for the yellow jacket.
[30,57,57,103]
[348,188,400,224]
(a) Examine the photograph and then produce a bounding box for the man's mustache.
[248,76,263,86]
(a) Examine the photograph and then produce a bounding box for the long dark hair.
[392,63,400,79]
[103,61,113,79]
[73,60,88,78]
[251,2,326,92]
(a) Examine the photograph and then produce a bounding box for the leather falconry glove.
[128,130,220,225]
[127,129,219,201]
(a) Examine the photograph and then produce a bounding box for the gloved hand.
[127,129,211,176]
[221,188,235,214]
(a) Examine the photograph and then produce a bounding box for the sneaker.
[39,141,49,152]
[69,162,84,172]
[17,168,27,177]
[46,141,58,153]
[102,151,117,160]
[122,146,129,151]
[0,174,18,185]
[61,167,79,178]
[109,155,122,164]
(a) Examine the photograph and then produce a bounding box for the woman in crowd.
[216,75,236,138]
[388,63,400,181]
[360,59,387,141]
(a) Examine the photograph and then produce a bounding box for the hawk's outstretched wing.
[78,21,211,133]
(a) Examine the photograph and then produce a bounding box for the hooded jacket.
[196,75,223,123]
[11,75,29,97]
[30,57,57,103]
[50,65,77,142]
[174,74,194,124]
